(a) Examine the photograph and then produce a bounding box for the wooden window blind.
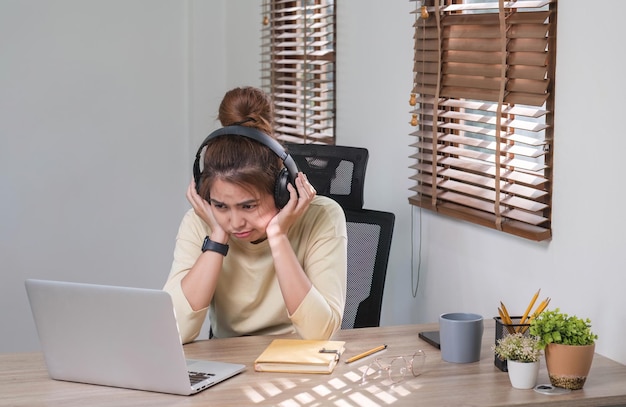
[261,0,336,145]
[409,0,557,241]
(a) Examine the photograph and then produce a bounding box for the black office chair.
[286,143,395,328]
[286,144,368,210]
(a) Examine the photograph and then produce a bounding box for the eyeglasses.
[361,350,426,385]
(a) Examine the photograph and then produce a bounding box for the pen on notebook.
[345,344,387,364]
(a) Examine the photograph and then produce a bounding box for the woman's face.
[209,179,278,242]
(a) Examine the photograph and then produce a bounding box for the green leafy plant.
[493,332,542,363]
[529,308,598,349]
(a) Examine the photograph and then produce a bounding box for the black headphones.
[193,125,299,209]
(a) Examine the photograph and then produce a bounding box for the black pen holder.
[493,316,531,372]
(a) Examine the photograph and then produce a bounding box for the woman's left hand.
[266,172,316,238]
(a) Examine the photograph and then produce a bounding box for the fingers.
[186,179,219,230]
[186,180,196,205]
[295,172,316,200]
[187,179,202,207]
[268,173,316,235]
[280,173,315,215]
[283,173,312,208]
[187,178,209,214]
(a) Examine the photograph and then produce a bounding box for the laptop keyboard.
[189,371,215,385]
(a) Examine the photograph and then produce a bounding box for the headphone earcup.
[193,156,202,194]
[274,168,291,209]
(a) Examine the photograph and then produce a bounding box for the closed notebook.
[254,339,346,374]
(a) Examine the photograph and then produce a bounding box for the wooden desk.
[2,322,626,407]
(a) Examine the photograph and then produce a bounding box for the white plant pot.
[507,360,540,389]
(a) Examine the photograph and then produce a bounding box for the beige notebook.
[254,339,346,374]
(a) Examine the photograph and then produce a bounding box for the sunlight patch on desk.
[343,370,363,383]
[388,384,411,397]
[276,399,300,407]
[348,392,385,407]
[327,377,348,390]
[312,384,332,397]
[258,381,282,397]
[400,380,424,392]
[361,384,399,404]
[275,377,300,390]
[242,385,265,403]
[334,399,364,407]
[293,391,315,405]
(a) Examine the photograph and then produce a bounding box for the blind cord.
[411,205,422,298]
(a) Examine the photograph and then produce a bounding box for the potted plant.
[529,308,598,390]
[493,332,542,389]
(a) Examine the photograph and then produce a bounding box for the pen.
[345,344,387,364]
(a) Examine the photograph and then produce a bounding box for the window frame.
[409,0,557,241]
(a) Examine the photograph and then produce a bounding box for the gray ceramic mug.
[439,312,484,363]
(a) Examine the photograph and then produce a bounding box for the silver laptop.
[24,279,245,395]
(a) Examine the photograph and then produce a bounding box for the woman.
[164,86,347,344]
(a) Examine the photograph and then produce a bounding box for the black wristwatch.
[201,236,229,256]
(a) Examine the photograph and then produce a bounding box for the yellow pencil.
[533,297,550,316]
[521,297,550,333]
[517,289,541,332]
[499,302,515,334]
[345,344,387,364]
[498,307,515,334]
[500,301,513,325]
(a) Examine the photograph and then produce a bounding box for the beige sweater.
[163,196,347,344]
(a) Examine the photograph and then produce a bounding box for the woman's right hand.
[186,179,226,240]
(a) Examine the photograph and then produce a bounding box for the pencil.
[533,297,551,316]
[345,344,387,364]
[521,297,551,334]
[499,301,516,334]
[499,301,513,325]
[517,289,541,332]
[498,307,515,334]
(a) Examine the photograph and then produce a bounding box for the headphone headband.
[193,125,299,208]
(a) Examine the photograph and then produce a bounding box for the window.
[261,0,336,145]
[409,0,557,241]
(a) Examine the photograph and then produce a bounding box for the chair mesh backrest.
[286,144,394,329]
[341,209,395,329]
[286,144,368,210]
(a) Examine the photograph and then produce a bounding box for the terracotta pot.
[544,343,595,390]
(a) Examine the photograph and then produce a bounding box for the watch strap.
[201,236,229,256]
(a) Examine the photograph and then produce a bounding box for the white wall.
[0,0,192,351]
[2,0,626,367]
